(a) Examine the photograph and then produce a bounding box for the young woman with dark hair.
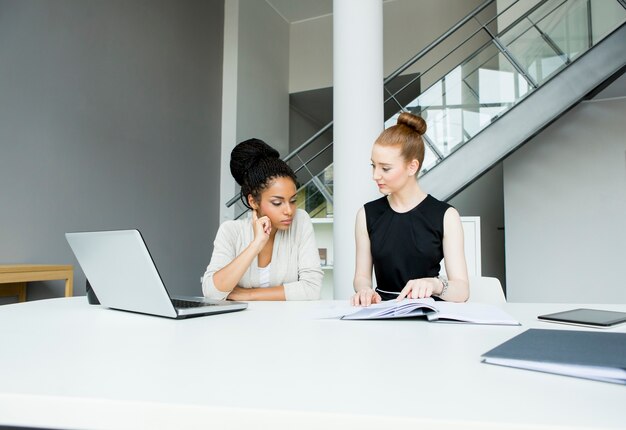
[352,112,469,306]
[202,138,323,301]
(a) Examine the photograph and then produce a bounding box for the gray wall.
[504,96,626,303]
[236,0,289,154]
[0,0,224,303]
[219,0,289,221]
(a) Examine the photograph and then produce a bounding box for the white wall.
[450,164,506,290]
[289,0,486,93]
[220,0,289,220]
[289,14,333,94]
[504,96,626,303]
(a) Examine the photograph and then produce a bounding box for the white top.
[2,298,626,430]
[202,209,323,300]
[258,263,271,288]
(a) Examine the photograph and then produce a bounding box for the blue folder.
[481,328,626,384]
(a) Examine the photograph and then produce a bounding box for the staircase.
[227,0,626,218]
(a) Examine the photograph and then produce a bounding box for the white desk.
[1,298,625,429]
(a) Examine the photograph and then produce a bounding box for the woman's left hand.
[397,278,441,300]
[227,286,250,301]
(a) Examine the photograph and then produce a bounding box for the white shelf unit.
[311,217,334,299]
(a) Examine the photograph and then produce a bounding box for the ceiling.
[265,0,333,24]
[265,0,397,24]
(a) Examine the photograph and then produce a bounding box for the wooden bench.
[0,265,74,302]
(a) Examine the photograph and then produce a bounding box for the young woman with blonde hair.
[352,112,469,306]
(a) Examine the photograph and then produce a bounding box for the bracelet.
[436,275,449,297]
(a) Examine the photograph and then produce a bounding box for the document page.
[426,302,520,325]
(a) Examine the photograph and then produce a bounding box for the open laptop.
[65,229,247,319]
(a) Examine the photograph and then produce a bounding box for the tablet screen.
[538,308,626,327]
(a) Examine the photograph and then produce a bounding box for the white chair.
[467,276,506,304]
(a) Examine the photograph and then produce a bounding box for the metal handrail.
[284,121,333,163]
[381,0,552,111]
[226,0,502,208]
[382,0,568,114]
[383,0,497,84]
[227,0,619,211]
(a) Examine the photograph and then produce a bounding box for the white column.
[333,0,384,299]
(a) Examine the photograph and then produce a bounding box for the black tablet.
[538,308,626,328]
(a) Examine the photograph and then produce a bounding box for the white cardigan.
[202,209,323,300]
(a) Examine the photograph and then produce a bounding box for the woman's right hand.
[251,209,271,249]
[351,288,382,307]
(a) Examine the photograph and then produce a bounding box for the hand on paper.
[397,278,441,301]
[351,288,382,307]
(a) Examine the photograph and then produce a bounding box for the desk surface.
[1,298,625,430]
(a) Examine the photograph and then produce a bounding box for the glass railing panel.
[497,0,577,44]
[500,0,626,86]
[388,15,487,91]
[589,0,626,44]
[296,164,333,219]
[531,0,626,61]
[423,108,465,157]
[286,125,333,187]
[458,44,534,143]
[297,182,323,218]
[500,23,568,85]
[494,0,544,36]
[534,0,626,61]
[463,44,532,101]
[525,0,568,26]
[426,107,465,156]
[318,163,333,196]
[388,38,534,158]
[420,144,440,175]
[530,0,588,60]
[384,15,494,111]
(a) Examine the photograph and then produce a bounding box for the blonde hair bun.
[397,112,427,136]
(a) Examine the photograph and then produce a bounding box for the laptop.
[65,229,247,319]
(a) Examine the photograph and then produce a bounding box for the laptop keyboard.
[172,299,218,309]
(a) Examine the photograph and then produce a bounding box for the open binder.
[341,298,519,325]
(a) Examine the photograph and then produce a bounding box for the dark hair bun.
[397,112,427,135]
[230,138,280,186]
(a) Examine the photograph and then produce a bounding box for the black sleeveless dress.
[364,194,451,301]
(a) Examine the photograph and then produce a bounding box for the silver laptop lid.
[66,230,177,318]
